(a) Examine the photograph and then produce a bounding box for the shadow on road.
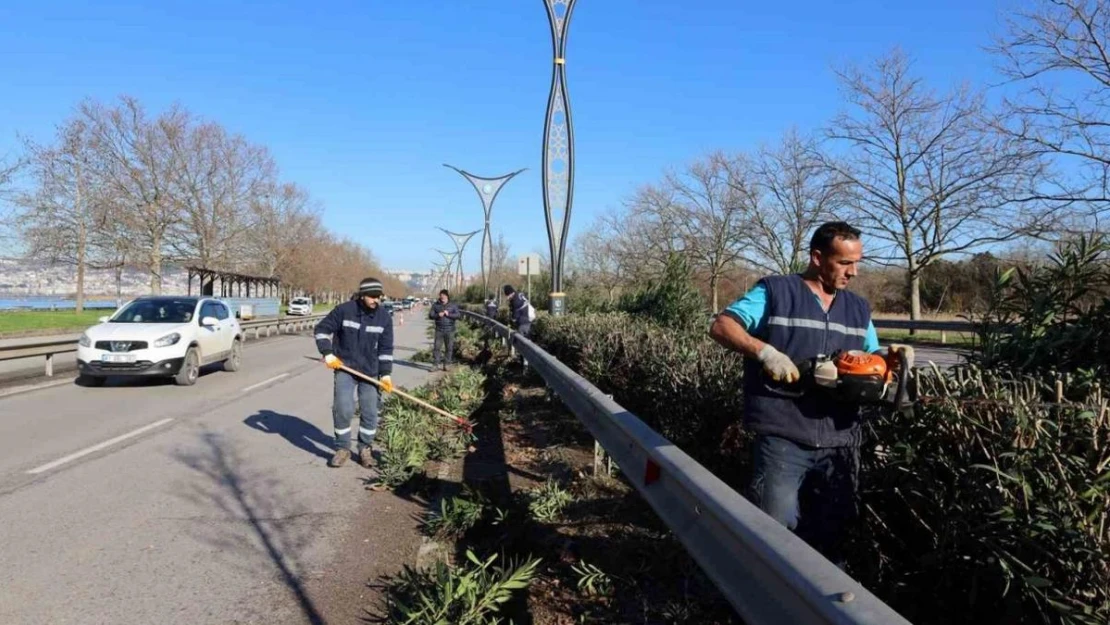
[244,409,334,460]
[171,430,327,625]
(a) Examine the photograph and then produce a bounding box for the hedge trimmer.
[763,348,917,415]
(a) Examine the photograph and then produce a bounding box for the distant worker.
[485,293,498,319]
[314,277,395,469]
[502,284,535,338]
[428,289,460,371]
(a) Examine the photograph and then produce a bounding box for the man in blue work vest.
[709,221,912,567]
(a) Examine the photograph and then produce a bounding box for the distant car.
[383,302,395,316]
[287,297,313,316]
[76,296,243,387]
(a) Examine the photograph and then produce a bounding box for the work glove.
[379,375,394,394]
[758,344,801,383]
[323,354,343,370]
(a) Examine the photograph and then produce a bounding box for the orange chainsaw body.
[835,350,893,383]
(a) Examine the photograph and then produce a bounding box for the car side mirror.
[201,316,219,327]
[98,316,109,323]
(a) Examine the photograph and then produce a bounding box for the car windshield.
[291,298,310,304]
[110,299,196,323]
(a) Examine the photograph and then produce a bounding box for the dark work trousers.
[432,329,455,366]
[332,369,380,452]
[746,433,860,568]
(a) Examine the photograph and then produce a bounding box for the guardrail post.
[592,394,614,477]
[940,330,947,344]
[45,353,53,377]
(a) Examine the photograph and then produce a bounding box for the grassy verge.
[0,310,108,337]
[0,304,338,339]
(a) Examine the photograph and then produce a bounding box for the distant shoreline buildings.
[0,260,475,298]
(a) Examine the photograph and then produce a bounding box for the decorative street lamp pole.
[443,165,526,300]
[433,250,456,293]
[541,0,578,316]
[429,262,447,293]
[436,228,480,293]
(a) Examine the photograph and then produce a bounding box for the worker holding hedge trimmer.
[709,221,914,568]
[314,277,396,469]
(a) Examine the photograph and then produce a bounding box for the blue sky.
[0,0,1020,274]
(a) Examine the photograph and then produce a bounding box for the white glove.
[758,344,800,383]
[323,354,342,370]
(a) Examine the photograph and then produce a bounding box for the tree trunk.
[149,237,163,295]
[908,269,922,336]
[75,219,87,315]
[709,272,720,313]
[115,264,124,308]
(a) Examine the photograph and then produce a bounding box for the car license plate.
[102,353,136,364]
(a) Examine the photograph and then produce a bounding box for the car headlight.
[78,333,91,347]
[153,332,181,348]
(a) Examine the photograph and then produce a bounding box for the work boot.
[358,447,376,468]
[328,448,351,468]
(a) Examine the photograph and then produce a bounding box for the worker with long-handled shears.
[313,277,396,469]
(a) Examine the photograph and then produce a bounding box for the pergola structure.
[186,266,281,298]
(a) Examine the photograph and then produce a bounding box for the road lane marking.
[241,373,289,393]
[26,418,175,475]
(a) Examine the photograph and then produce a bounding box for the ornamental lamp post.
[437,228,480,295]
[541,0,578,316]
[443,165,526,301]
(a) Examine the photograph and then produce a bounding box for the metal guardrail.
[461,310,914,625]
[872,318,977,344]
[872,319,974,332]
[0,314,328,377]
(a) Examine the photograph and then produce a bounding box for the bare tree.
[658,153,752,311]
[83,97,183,294]
[243,182,319,281]
[0,155,25,253]
[166,121,275,270]
[740,129,846,274]
[486,232,515,297]
[569,224,625,302]
[610,189,685,285]
[993,0,1110,226]
[13,117,121,313]
[823,48,1048,322]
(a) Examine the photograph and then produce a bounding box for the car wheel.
[175,347,200,386]
[223,339,243,372]
[78,374,105,387]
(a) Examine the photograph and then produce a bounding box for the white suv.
[76,296,243,387]
[287,296,313,316]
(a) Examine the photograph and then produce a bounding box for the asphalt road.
[0,314,438,625]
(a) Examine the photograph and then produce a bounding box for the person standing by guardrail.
[428,289,460,371]
[708,221,911,568]
[313,277,395,469]
[502,284,535,338]
[485,293,498,319]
